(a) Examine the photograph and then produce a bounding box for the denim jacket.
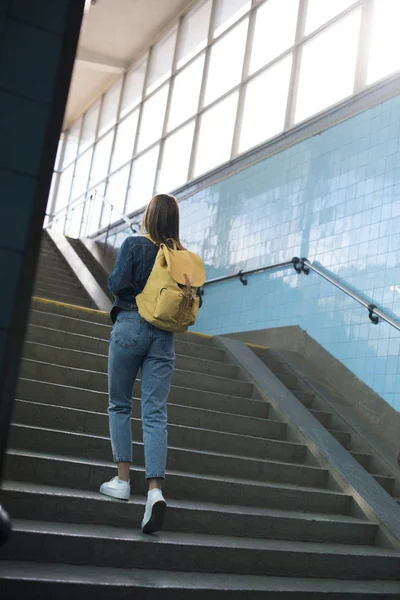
[109,235,158,323]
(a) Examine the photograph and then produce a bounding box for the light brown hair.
[142,194,184,249]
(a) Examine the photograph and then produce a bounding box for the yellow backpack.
[136,237,206,333]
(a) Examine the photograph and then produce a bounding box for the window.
[157,120,195,192]
[103,165,130,218]
[89,130,114,188]
[80,99,100,152]
[305,0,356,35]
[63,118,82,167]
[120,58,147,119]
[177,0,212,69]
[137,84,169,152]
[167,54,205,132]
[194,91,238,177]
[146,28,177,95]
[249,0,298,75]
[204,19,248,106]
[55,164,74,211]
[71,148,93,200]
[239,54,292,153]
[367,0,400,85]
[213,0,251,38]
[110,109,139,172]
[98,80,122,137]
[295,10,361,123]
[54,134,65,171]
[67,202,84,238]
[126,145,160,214]
[84,182,106,236]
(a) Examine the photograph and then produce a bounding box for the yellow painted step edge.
[31,296,212,339]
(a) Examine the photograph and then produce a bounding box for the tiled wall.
[179,95,400,411]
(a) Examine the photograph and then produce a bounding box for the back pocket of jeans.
[113,315,144,348]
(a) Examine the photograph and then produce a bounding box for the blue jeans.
[108,310,175,479]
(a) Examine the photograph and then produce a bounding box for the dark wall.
[0,0,85,479]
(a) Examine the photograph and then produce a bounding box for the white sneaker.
[141,489,167,534]
[99,476,130,501]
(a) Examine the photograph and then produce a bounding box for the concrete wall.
[0,0,84,478]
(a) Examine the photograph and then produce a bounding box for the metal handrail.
[299,258,400,332]
[203,259,296,287]
[45,189,140,239]
[202,256,400,332]
[91,191,140,235]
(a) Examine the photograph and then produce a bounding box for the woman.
[99,194,183,534]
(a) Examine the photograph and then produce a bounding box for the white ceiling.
[64,0,195,128]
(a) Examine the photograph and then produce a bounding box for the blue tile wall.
[179,95,400,411]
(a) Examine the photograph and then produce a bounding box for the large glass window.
[146,28,177,95]
[52,0,400,239]
[137,84,169,152]
[194,91,238,177]
[204,19,248,106]
[295,10,361,123]
[305,0,357,35]
[250,0,298,75]
[157,120,195,192]
[110,109,139,172]
[240,54,292,153]
[177,0,211,69]
[126,145,160,214]
[89,130,114,188]
[213,0,251,39]
[98,79,122,138]
[167,54,205,132]
[120,58,147,119]
[55,164,74,211]
[367,0,400,85]
[106,164,130,213]
[71,148,93,200]
[63,118,82,167]
[80,99,100,153]
[54,135,65,171]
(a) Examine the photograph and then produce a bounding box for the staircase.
[254,348,400,500]
[0,240,400,597]
[66,237,113,302]
[34,232,94,308]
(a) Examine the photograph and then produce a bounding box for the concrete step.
[350,451,372,471]
[28,307,214,347]
[2,563,400,600]
[16,378,270,420]
[371,474,395,496]
[8,424,325,488]
[16,394,278,439]
[291,390,315,408]
[33,287,90,305]
[19,359,254,399]
[33,290,93,308]
[30,299,111,323]
[25,324,228,364]
[13,400,303,463]
[328,429,352,449]
[4,450,352,514]
[35,272,79,288]
[273,372,299,389]
[34,278,84,295]
[309,409,332,427]
[36,261,72,278]
[22,341,238,380]
[2,481,376,546]
[2,520,399,579]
